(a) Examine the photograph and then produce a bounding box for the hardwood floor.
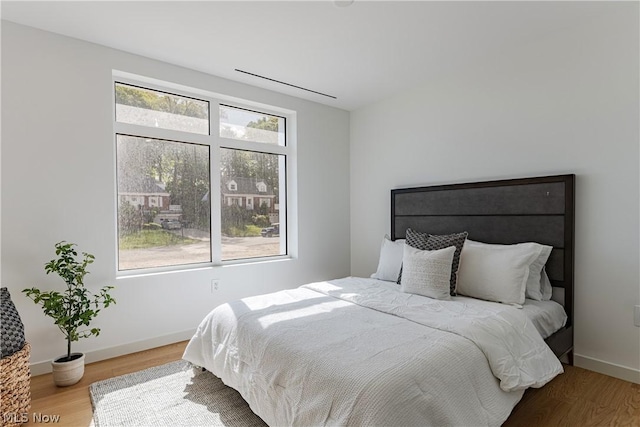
[24,341,187,426]
[22,341,639,426]
[504,364,640,427]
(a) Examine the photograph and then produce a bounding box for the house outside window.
[114,76,291,272]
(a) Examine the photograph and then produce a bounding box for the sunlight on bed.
[256,299,352,329]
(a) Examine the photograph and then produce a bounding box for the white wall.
[350,6,639,382]
[1,22,351,371]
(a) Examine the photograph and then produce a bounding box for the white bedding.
[452,294,567,339]
[522,298,568,339]
[183,277,563,427]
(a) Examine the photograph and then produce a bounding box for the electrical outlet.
[211,279,220,292]
[634,305,640,327]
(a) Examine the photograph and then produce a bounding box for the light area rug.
[90,360,267,427]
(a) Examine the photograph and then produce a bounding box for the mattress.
[184,277,563,426]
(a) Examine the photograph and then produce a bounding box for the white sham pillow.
[400,244,455,300]
[457,240,544,306]
[370,236,405,282]
[540,268,553,301]
[524,244,552,301]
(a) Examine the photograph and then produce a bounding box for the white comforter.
[183,277,563,426]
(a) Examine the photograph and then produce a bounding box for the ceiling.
[1,1,614,111]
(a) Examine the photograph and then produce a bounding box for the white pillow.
[370,236,405,282]
[540,267,553,301]
[457,240,544,306]
[524,244,552,301]
[400,244,455,300]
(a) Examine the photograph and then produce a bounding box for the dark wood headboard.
[391,174,575,362]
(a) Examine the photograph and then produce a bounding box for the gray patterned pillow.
[426,232,468,296]
[1,287,26,358]
[396,228,430,284]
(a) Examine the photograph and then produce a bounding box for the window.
[148,196,162,208]
[219,149,285,260]
[116,135,211,270]
[219,105,285,145]
[115,83,209,135]
[259,198,272,208]
[114,76,290,272]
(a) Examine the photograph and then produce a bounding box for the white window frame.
[113,71,296,275]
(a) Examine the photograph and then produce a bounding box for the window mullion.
[219,138,289,156]
[210,101,222,264]
[114,122,211,146]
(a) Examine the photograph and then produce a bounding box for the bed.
[390,174,574,362]
[183,174,575,426]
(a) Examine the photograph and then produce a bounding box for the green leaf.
[24,241,115,355]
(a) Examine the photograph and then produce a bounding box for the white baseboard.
[29,329,195,376]
[574,353,640,384]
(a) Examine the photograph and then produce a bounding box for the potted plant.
[23,241,115,386]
